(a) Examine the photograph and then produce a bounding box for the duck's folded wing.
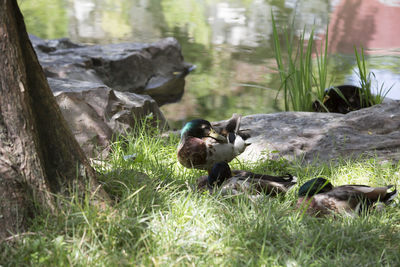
[335,185,396,202]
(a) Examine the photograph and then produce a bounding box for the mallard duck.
[297,177,397,216]
[312,85,373,114]
[177,116,247,173]
[197,162,297,196]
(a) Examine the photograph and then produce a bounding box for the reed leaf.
[271,11,332,111]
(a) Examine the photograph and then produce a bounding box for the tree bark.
[0,0,109,239]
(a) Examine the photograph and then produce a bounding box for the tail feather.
[287,174,297,183]
[285,175,297,190]
[234,114,242,134]
[383,186,397,204]
[237,128,251,140]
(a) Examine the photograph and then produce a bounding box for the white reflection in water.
[379,0,400,7]
[71,0,103,39]
[347,69,400,100]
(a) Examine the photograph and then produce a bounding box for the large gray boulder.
[30,35,193,106]
[215,101,400,164]
[49,78,167,157]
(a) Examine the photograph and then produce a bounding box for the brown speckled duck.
[297,177,397,216]
[196,162,297,196]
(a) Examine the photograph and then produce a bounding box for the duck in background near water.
[177,114,248,174]
[197,162,297,196]
[297,177,397,216]
[312,85,373,114]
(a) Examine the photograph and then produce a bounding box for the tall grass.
[315,25,331,108]
[354,47,393,106]
[1,123,400,266]
[271,11,331,111]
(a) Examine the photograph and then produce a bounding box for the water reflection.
[19,0,400,128]
[327,0,400,54]
[18,0,68,39]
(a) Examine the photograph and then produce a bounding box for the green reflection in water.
[161,0,211,46]
[18,0,68,39]
[99,0,133,40]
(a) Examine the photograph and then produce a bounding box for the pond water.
[19,0,400,128]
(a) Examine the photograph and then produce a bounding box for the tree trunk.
[0,0,109,239]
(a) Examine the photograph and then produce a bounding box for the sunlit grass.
[1,125,400,266]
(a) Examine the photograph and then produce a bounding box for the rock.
[49,78,167,157]
[30,35,193,106]
[214,101,400,164]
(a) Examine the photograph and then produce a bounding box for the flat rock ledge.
[216,101,400,164]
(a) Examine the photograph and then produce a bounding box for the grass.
[271,11,332,112]
[1,125,400,266]
[354,47,393,106]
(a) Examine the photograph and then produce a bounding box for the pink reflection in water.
[327,0,400,54]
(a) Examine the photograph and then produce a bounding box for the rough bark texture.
[0,0,108,239]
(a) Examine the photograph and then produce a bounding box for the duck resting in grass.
[177,115,248,173]
[196,162,297,196]
[297,177,397,216]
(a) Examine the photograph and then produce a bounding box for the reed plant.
[271,11,331,112]
[354,47,393,106]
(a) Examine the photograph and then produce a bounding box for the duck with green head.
[197,162,296,196]
[177,116,247,174]
[297,177,397,216]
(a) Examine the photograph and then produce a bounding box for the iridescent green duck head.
[298,177,334,197]
[180,119,226,142]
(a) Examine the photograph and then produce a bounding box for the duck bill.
[323,95,330,103]
[208,129,227,143]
